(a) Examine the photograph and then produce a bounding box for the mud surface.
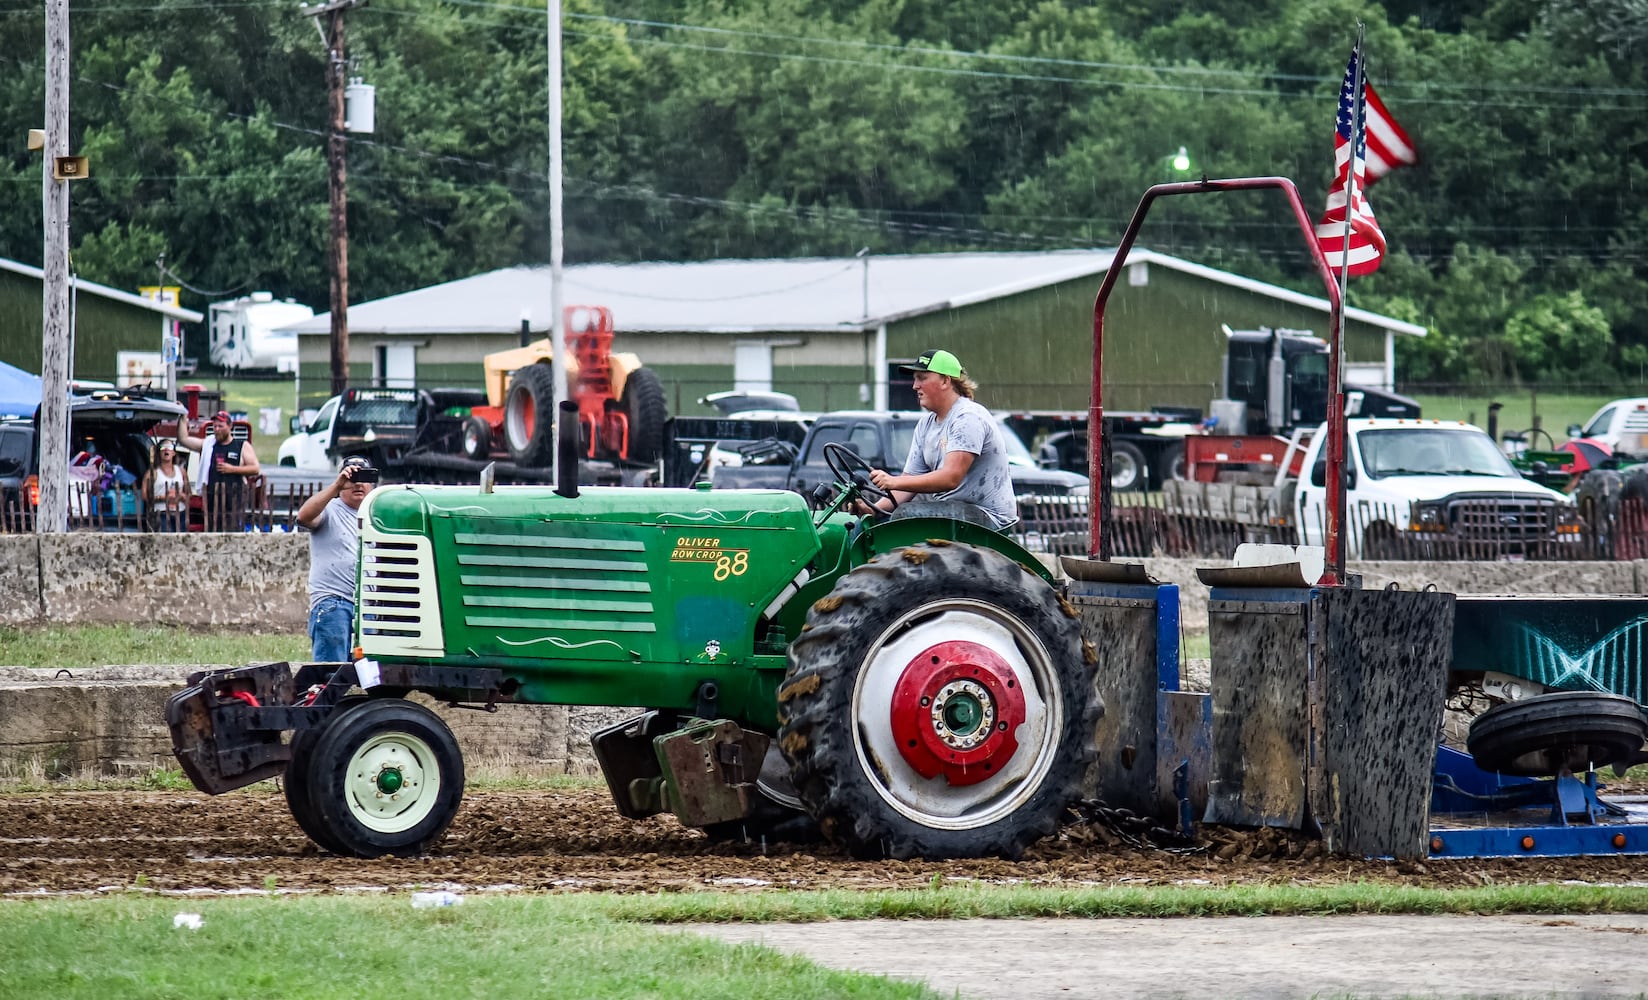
[4,786,1648,897]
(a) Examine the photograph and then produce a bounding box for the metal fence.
[0,479,324,534]
[6,476,1644,565]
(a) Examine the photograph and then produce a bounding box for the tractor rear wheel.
[306,699,465,858]
[461,415,493,461]
[504,363,557,466]
[777,542,1099,860]
[619,367,667,464]
[1467,691,1648,777]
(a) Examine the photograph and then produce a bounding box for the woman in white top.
[144,437,191,532]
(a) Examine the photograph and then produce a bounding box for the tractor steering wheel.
[822,442,898,512]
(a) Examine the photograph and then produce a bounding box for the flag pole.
[1325,25,1365,586]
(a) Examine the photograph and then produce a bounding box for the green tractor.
[168,426,1100,860]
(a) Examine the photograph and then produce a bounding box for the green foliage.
[1502,290,1613,382]
[0,0,1644,381]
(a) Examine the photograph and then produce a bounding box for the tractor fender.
[856,515,1056,584]
[608,352,643,402]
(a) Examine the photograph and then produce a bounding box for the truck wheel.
[1574,470,1621,557]
[1155,442,1187,484]
[461,416,493,461]
[619,367,668,464]
[778,542,1099,860]
[1467,691,1648,777]
[1110,441,1147,492]
[504,362,557,466]
[306,699,465,858]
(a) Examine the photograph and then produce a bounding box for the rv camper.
[207,293,312,373]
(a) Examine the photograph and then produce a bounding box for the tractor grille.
[360,535,445,656]
[450,529,657,637]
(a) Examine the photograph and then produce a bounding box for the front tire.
[1110,441,1147,492]
[306,699,465,858]
[778,542,1099,860]
[1467,691,1648,777]
[461,415,493,461]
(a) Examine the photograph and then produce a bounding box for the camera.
[351,467,380,484]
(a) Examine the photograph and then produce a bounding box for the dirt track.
[4,785,1648,897]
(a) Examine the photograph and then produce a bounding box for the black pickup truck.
[710,409,1089,501]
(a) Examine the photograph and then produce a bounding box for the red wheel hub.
[889,640,1027,786]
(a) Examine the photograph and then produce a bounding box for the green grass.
[180,375,302,438]
[0,895,937,1000]
[4,884,1647,999]
[1181,630,1210,660]
[0,624,308,669]
[1407,391,1615,442]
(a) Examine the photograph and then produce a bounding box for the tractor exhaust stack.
[555,399,580,498]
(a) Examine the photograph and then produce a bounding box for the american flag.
[1315,51,1415,276]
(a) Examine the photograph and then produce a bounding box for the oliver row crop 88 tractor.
[168,432,1101,860]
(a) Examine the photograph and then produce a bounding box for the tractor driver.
[860,349,1018,531]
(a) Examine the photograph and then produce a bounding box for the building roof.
[284,250,1426,338]
[0,258,204,322]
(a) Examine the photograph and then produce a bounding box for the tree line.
[1,0,1644,387]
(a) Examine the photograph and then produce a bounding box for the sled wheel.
[504,362,557,466]
[1467,691,1648,777]
[1109,441,1147,493]
[308,699,465,858]
[461,416,493,461]
[618,367,668,464]
[778,542,1099,860]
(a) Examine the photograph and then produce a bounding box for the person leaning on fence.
[142,437,190,532]
[177,410,259,531]
[295,455,377,662]
[858,349,1019,531]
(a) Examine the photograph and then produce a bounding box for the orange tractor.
[460,305,667,467]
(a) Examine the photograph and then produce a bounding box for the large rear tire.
[1467,691,1648,777]
[778,542,1099,860]
[504,363,557,467]
[306,699,466,858]
[619,367,668,464]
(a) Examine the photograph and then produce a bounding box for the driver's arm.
[872,451,974,495]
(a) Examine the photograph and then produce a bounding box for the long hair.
[950,374,978,399]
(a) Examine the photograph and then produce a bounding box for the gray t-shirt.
[901,397,1018,529]
[306,497,361,607]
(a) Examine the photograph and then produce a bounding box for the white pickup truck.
[1294,418,1573,558]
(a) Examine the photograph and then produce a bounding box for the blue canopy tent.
[0,360,42,418]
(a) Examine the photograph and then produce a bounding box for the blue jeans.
[308,596,356,662]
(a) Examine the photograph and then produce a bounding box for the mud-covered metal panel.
[1157,690,1212,824]
[1311,587,1454,859]
[1068,582,1165,815]
[1205,591,1310,828]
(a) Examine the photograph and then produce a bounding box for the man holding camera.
[295,455,379,662]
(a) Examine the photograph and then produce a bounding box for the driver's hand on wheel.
[870,468,898,491]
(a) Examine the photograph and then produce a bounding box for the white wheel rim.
[345,731,441,834]
[852,599,1063,831]
[1112,452,1139,488]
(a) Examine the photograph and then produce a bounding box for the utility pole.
[38,0,71,534]
[302,0,365,398]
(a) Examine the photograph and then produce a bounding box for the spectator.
[295,455,377,662]
[178,410,259,531]
[142,437,190,532]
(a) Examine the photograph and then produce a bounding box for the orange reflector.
[1430,836,1444,853]
[1520,836,1536,850]
[1614,833,1628,849]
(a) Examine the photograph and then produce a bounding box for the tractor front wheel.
[778,542,1098,860]
[461,416,493,461]
[306,699,465,858]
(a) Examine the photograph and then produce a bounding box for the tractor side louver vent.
[450,530,657,636]
[360,535,446,656]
